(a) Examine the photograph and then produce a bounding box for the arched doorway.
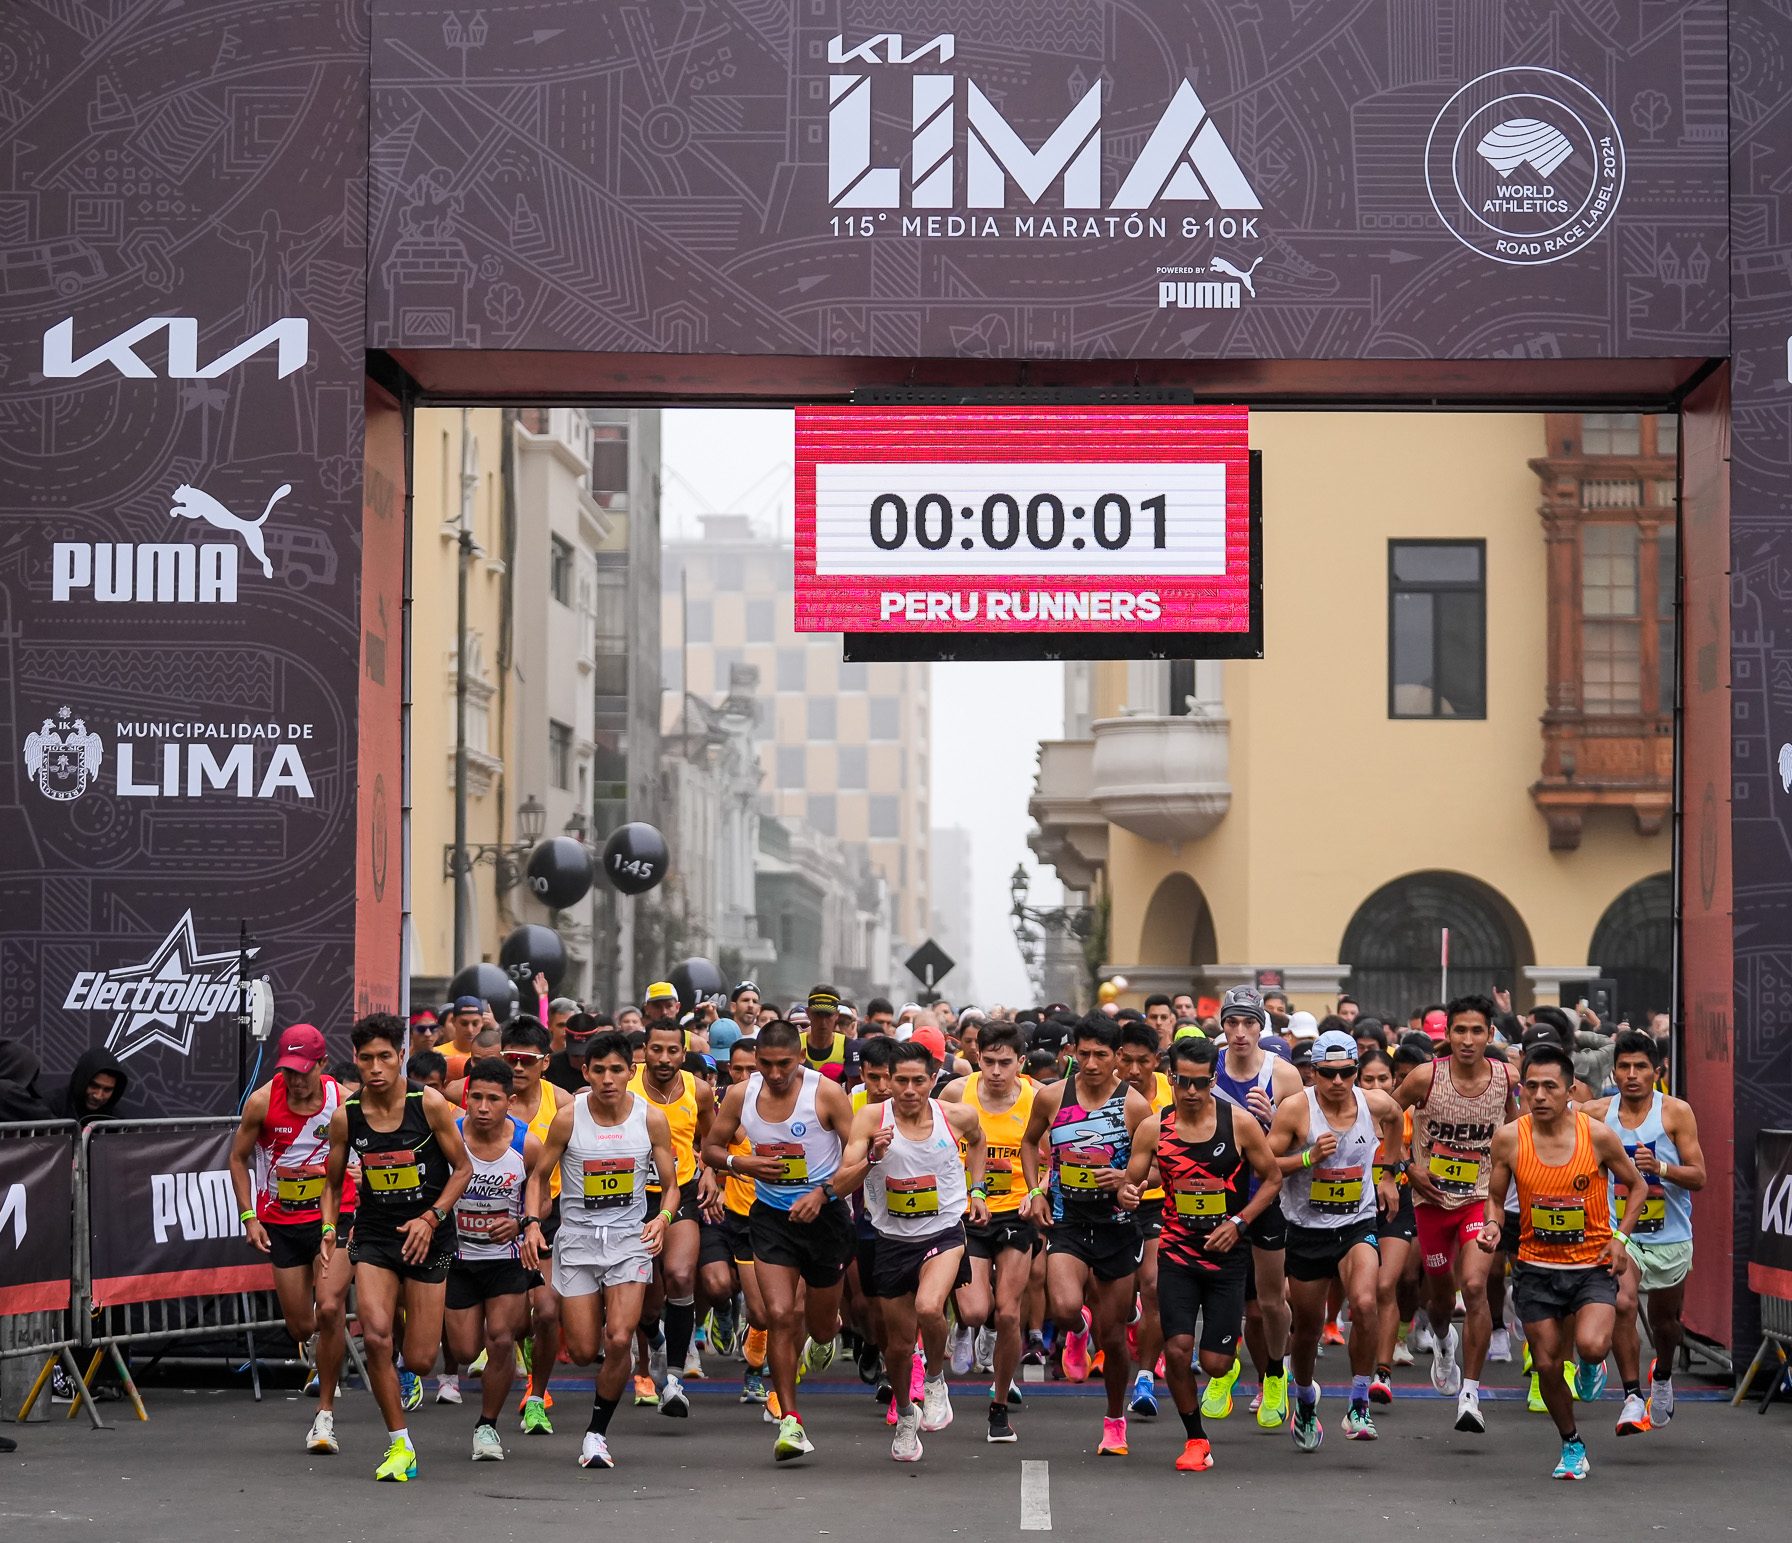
[1589,873,1673,1025]
[1340,872,1532,1023]
[1139,872,1219,973]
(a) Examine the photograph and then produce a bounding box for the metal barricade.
[1733,1292,1792,1410]
[0,1119,104,1428]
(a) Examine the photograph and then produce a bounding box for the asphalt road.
[5,1359,1779,1542]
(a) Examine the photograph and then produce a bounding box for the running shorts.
[1284,1218,1379,1284]
[697,1215,732,1270]
[1499,1210,1522,1257]
[723,1209,755,1265]
[266,1214,354,1273]
[349,1228,454,1284]
[871,1223,971,1300]
[1157,1258,1247,1356]
[1242,1196,1287,1252]
[1046,1221,1144,1283]
[1512,1261,1618,1323]
[1414,1201,1484,1276]
[446,1256,536,1310]
[646,1188,704,1227]
[552,1222,654,1295]
[1624,1237,1692,1293]
[1382,1187,1417,1244]
[1134,1197,1165,1240]
[748,1197,855,1289]
[965,1215,1038,1261]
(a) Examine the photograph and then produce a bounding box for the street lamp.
[1009,864,1095,1002]
[445,792,548,899]
[517,794,547,843]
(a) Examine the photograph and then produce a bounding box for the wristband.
[520,1215,539,1230]
[725,1153,735,1171]
[239,1208,256,1223]
[1301,1148,1316,1168]
[658,1208,674,1223]
[969,1187,987,1200]
[320,1224,336,1237]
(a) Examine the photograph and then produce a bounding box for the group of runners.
[226,978,1706,1485]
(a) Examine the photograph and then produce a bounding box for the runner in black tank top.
[1124,1034,1283,1472]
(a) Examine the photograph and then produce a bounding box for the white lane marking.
[1020,1459,1052,1531]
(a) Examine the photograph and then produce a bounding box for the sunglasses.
[1313,1064,1357,1080]
[1170,1073,1214,1091]
[501,1051,545,1066]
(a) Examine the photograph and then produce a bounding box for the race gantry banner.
[0,1127,76,1315]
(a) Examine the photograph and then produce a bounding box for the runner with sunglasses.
[1122,1034,1282,1471]
[500,1019,563,1432]
[1267,1030,1405,1450]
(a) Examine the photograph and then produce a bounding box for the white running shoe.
[1616,1392,1651,1436]
[1648,1377,1676,1427]
[949,1325,975,1377]
[305,1409,338,1454]
[1392,1340,1415,1367]
[660,1372,691,1419]
[1454,1386,1485,1434]
[1487,1328,1513,1364]
[471,1423,505,1461]
[891,1407,924,1462]
[1431,1324,1462,1396]
[435,1374,463,1405]
[1411,1310,1437,1356]
[921,1372,954,1432]
[579,1432,614,1469]
[973,1326,996,1374]
[683,1345,704,1379]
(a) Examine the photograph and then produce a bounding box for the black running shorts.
[748,1197,855,1288]
[1284,1219,1380,1284]
[445,1256,536,1310]
[1157,1258,1247,1356]
[871,1223,971,1300]
[1046,1221,1144,1283]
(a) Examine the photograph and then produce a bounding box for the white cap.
[1288,1010,1320,1041]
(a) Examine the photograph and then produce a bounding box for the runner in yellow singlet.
[1117,1019,1174,1419]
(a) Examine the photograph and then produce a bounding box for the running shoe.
[304,1370,320,1397]
[1098,1415,1128,1456]
[579,1432,613,1469]
[1369,1373,1393,1406]
[949,1324,975,1376]
[856,1338,882,1385]
[683,1346,704,1379]
[1342,1405,1377,1440]
[661,1372,691,1418]
[1321,1320,1346,1346]
[707,1306,738,1359]
[1527,1372,1547,1414]
[633,1373,659,1406]
[774,1414,815,1461]
[1175,1437,1213,1471]
[1201,1358,1238,1419]
[803,1336,838,1376]
[1454,1385,1486,1433]
[974,1327,996,1373]
[1552,1436,1590,1480]
[1248,1385,1263,1413]
[987,1402,1017,1443]
[469,1348,489,1374]
[741,1370,769,1404]
[910,1349,926,1406]
[1062,1320,1092,1383]
[1256,1371,1289,1428]
[764,1391,783,1422]
[886,1396,899,1426]
[471,1423,505,1462]
[1022,1334,1047,1366]
[521,1396,553,1435]
[305,1409,338,1454]
[891,1407,924,1462]
[874,1377,894,1406]
[1128,1370,1159,1418]
[1575,1357,1608,1402]
[1290,1398,1323,1451]
[648,1335,668,1385]
[1410,1312,1436,1355]
[1430,1324,1462,1396]
[375,1433,417,1482]
[921,1371,953,1431]
[1487,1327,1513,1363]
[1391,1339,1415,1367]
[1648,1373,1675,1428]
[435,1373,463,1405]
[991,1379,1024,1409]
[399,1370,423,1412]
[1616,1392,1651,1435]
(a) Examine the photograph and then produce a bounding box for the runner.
[702,1019,859,1462]
[1116,1018,1173,1419]
[521,1029,679,1471]
[1019,1016,1152,1457]
[848,1036,899,1407]
[1122,1033,1282,1471]
[1396,994,1518,1433]
[1209,985,1304,1429]
[494,1018,562,1434]
[629,1017,715,1419]
[800,985,860,1088]
[1267,1030,1405,1450]
[1584,1028,1707,1434]
[1479,1042,1647,1479]
[443,1057,541,1461]
[941,1021,1037,1442]
[838,1038,989,1461]
[700,1037,771,1405]
[320,1014,473,1482]
[1354,1049,1416,1404]
[228,1023,357,1454]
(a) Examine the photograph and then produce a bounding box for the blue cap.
[1313,1029,1359,1064]
[709,1022,743,1055]
[453,995,483,1012]
[1260,1034,1292,1061]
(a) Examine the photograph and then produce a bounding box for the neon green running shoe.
[1528,1372,1547,1413]
[1256,1371,1289,1429]
[1201,1358,1239,1420]
[521,1396,553,1435]
[375,1434,417,1482]
[774,1413,815,1461]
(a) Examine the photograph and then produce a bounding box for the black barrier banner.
[1751,1131,1792,1305]
[88,1126,272,1306]
[0,1133,75,1314]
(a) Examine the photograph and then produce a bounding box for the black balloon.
[669,956,725,1009]
[499,924,567,994]
[446,962,518,1021]
[601,821,670,895]
[526,836,595,909]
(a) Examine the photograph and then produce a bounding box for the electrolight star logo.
[62,912,254,1060]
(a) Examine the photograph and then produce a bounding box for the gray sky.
[661,408,1062,1004]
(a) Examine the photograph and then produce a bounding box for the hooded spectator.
[0,1040,56,1121]
[60,1047,129,1125]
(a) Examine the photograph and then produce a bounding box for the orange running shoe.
[1175,1438,1213,1471]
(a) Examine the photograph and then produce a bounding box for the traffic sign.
[905,939,957,990]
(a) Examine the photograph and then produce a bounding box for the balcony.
[1090,713,1231,850]
[1027,740,1107,890]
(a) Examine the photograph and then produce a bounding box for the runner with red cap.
[229,1023,358,1454]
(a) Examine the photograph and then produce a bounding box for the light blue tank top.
[1605,1092,1692,1246]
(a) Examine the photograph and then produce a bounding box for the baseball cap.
[788,1006,810,1027]
[274,1023,328,1073]
[1313,1028,1360,1065]
[644,981,679,1004]
[1423,1009,1449,1041]
[1173,1023,1212,1042]
[1288,1010,1319,1041]
[910,1025,947,1062]
[1260,1034,1292,1061]
[709,1021,743,1056]
[453,995,483,1012]
[1219,985,1268,1029]
[808,987,841,1013]
[731,980,760,1001]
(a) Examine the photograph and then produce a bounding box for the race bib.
[1530,1196,1587,1246]
[1428,1146,1480,1196]
[1624,1145,1667,1234]
[582,1156,636,1209]
[1310,1165,1365,1213]
[274,1163,325,1211]
[455,1198,511,1241]
[1058,1144,1111,1191]
[884,1175,941,1216]
[363,1149,422,1198]
[756,1141,809,1185]
[985,1153,1016,1196]
[1172,1178,1227,1222]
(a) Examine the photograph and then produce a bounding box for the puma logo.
[1209,255,1263,296]
[169,483,291,577]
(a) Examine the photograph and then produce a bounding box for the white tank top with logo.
[739,1069,840,1212]
[453,1115,528,1261]
[865,1099,968,1239]
[557,1091,652,1253]
[1281,1087,1380,1229]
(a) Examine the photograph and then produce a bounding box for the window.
[660,647,681,691]
[777,746,806,789]
[807,793,836,836]
[1653,414,1678,458]
[777,648,806,691]
[807,696,836,741]
[550,536,573,605]
[1388,542,1485,719]
[1581,524,1640,714]
[869,794,900,838]
[869,696,901,739]
[685,599,713,643]
[548,720,573,790]
[1657,528,1677,714]
[745,598,776,643]
[1581,413,1640,456]
[714,552,744,591]
[839,660,868,690]
[838,745,867,790]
